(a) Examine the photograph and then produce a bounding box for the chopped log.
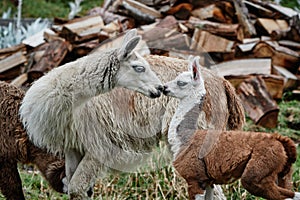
[10,73,28,88]
[210,58,272,77]
[191,4,229,23]
[190,29,234,53]
[226,74,284,99]
[267,3,299,18]
[88,7,135,30]
[28,39,70,81]
[146,32,190,52]
[233,0,256,38]
[57,15,104,43]
[0,43,26,60]
[165,3,193,20]
[121,0,162,24]
[270,15,300,42]
[252,41,300,73]
[0,51,27,74]
[236,41,258,52]
[142,15,178,42]
[273,65,298,90]
[237,76,279,128]
[22,29,47,48]
[244,0,273,18]
[92,33,150,56]
[188,16,239,39]
[43,28,64,43]
[278,40,300,50]
[256,18,289,35]
[71,39,102,57]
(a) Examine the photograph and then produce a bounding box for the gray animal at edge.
[19,29,163,199]
[0,81,66,200]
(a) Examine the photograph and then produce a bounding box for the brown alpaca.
[163,57,299,200]
[0,81,66,200]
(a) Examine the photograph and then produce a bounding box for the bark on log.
[237,76,279,128]
[225,74,284,99]
[233,0,256,38]
[28,40,70,82]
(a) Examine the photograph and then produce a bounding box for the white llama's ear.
[118,36,141,60]
[192,56,201,82]
[123,29,137,42]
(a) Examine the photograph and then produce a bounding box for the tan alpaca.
[163,56,299,200]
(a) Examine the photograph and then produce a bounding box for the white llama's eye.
[132,65,145,73]
[177,81,187,87]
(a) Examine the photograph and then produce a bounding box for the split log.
[0,43,26,60]
[210,58,272,77]
[191,3,233,23]
[278,40,300,50]
[225,74,284,99]
[88,7,135,31]
[270,15,300,42]
[188,16,240,39]
[27,39,70,81]
[22,29,47,48]
[267,3,299,18]
[237,76,279,128]
[272,65,299,90]
[255,18,289,35]
[0,51,27,74]
[142,15,178,41]
[57,15,105,43]
[164,3,193,20]
[244,0,273,18]
[233,0,256,38]
[252,41,300,73]
[190,29,235,53]
[10,73,28,88]
[121,0,162,24]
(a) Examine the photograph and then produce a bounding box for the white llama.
[19,29,163,199]
[163,56,300,200]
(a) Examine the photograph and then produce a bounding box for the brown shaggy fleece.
[0,81,65,200]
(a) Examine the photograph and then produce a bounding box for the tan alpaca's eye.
[177,81,187,87]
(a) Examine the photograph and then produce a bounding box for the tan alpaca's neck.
[168,94,205,159]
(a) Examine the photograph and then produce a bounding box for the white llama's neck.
[57,49,120,108]
[168,93,205,159]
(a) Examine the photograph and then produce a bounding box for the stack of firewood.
[0,0,299,128]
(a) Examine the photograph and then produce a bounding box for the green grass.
[0,0,103,19]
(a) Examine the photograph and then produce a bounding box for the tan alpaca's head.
[116,29,163,98]
[162,56,206,100]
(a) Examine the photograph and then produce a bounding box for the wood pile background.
[0,0,299,128]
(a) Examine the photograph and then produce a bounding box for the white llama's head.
[116,29,163,98]
[162,56,206,100]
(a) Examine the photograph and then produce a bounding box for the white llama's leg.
[195,194,205,200]
[68,153,104,200]
[213,185,226,200]
[292,192,300,200]
[65,149,83,184]
[205,185,214,200]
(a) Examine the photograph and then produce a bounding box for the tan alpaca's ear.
[192,56,201,82]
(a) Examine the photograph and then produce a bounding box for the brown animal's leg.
[186,179,205,200]
[241,158,294,200]
[278,168,293,190]
[0,161,25,200]
[28,144,66,193]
